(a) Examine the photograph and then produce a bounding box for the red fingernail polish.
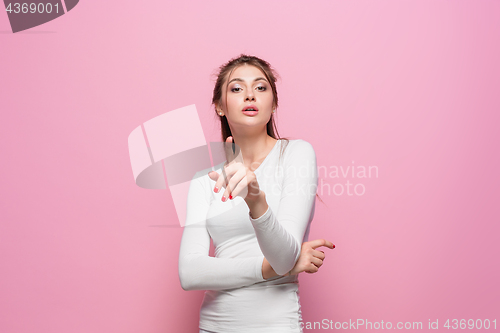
[229,195,233,200]
[214,186,219,193]
[222,196,226,202]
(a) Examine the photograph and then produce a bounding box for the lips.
[242,105,259,112]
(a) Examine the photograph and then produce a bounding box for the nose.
[245,90,255,102]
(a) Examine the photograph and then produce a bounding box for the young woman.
[178,54,335,333]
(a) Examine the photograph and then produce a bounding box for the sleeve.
[178,172,266,291]
[249,140,318,276]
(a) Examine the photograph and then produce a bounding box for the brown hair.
[211,54,323,203]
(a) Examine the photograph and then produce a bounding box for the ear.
[215,102,222,112]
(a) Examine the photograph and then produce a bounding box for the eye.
[256,86,267,91]
[231,87,242,92]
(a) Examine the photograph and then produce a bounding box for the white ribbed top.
[178,139,318,333]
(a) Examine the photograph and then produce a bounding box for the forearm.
[247,193,298,276]
[262,257,291,279]
[247,193,294,276]
[179,253,266,291]
[247,190,312,276]
[251,209,301,275]
[245,191,268,220]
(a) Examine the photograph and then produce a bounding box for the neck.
[230,132,278,170]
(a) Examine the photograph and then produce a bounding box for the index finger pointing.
[224,136,243,165]
[224,136,236,163]
[309,239,335,250]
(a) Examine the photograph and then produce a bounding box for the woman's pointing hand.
[208,136,262,202]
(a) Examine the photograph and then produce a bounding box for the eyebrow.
[227,77,268,84]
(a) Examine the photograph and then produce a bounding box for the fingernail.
[214,186,219,193]
[222,196,226,202]
[229,194,233,200]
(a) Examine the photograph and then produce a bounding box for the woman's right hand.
[288,239,335,276]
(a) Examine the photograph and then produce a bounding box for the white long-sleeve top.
[178,139,318,333]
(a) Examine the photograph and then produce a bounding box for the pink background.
[1,1,499,332]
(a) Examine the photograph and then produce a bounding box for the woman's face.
[219,64,274,133]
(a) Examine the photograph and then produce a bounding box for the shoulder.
[279,139,317,168]
[286,139,315,152]
[283,139,316,158]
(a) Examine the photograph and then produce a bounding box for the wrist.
[245,190,265,205]
[246,191,267,219]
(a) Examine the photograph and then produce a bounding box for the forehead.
[227,64,267,82]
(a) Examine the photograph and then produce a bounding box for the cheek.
[225,95,239,108]
[264,93,274,105]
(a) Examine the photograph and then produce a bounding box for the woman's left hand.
[288,239,335,276]
[208,136,261,202]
